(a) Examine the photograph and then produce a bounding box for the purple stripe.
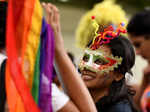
[39,18,46,105]
[39,18,55,112]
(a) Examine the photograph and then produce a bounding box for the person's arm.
[42,3,97,112]
[55,47,97,112]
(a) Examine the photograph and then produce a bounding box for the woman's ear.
[114,73,124,81]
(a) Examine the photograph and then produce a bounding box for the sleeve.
[52,83,70,112]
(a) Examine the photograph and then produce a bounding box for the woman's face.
[129,34,150,63]
[79,45,122,89]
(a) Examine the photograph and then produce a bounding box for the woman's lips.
[82,75,95,81]
[81,70,96,81]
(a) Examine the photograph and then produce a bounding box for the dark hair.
[67,52,75,63]
[98,36,137,112]
[127,9,150,39]
[108,36,135,75]
[67,52,76,67]
[0,1,7,49]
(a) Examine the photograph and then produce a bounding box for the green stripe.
[31,41,41,104]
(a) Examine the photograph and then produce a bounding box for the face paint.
[79,48,122,74]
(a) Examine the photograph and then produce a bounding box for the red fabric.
[6,0,40,111]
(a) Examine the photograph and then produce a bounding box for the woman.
[78,35,138,112]
[43,2,136,112]
[75,1,137,111]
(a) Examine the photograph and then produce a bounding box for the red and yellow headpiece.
[90,16,127,50]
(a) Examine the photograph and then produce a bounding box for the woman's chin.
[82,77,97,88]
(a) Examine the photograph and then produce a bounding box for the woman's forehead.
[86,45,111,55]
[85,49,103,55]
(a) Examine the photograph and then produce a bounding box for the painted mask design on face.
[79,49,122,74]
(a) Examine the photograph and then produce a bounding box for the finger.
[45,4,54,25]
[50,4,60,32]
[47,3,54,24]
[41,2,46,7]
[42,2,49,13]
[47,4,59,22]
[52,5,60,23]
[41,3,50,22]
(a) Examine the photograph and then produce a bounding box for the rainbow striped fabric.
[6,0,55,112]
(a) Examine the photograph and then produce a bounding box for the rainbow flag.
[6,0,55,112]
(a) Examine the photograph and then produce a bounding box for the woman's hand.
[42,3,64,52]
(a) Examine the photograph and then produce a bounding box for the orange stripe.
[6,64,26,112]
[22,0,43,89]
[6,0,41,111]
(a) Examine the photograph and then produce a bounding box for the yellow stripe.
[23,0,43,89]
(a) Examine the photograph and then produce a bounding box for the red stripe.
[6,0,40,111]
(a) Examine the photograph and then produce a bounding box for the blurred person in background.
[127,9,150,112]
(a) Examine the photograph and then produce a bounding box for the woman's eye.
[94,59,108,65]
[83,55,89,62]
